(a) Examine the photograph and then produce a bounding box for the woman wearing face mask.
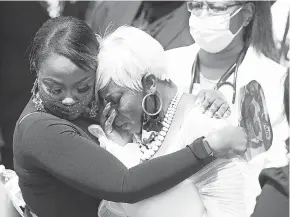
[12,16,247,217]
[166,2,289,214]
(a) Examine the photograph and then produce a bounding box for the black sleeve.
[19,118,207,203]
[251,166,289,217]
[251,181,289,217]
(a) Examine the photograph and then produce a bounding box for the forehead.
[99,81,124,99]
[39,54,95,83]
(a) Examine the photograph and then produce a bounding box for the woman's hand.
[195,89,231,119]
[99,102,132,146]
[88,124,125,152]
[205,125,248,158]
[88,125,141,168]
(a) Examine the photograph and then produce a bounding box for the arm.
[251,166,289,217]
[17,118,207,203]
[251,183,288,217]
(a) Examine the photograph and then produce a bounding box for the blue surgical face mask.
[189,6,244,53]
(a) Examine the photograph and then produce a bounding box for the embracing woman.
[90,26,250,217]
[12,17,247,217]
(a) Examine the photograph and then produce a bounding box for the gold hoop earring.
[142,92,163,116]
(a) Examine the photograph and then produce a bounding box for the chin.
[67,113,82,121]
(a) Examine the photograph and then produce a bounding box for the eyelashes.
[77,85,91,93]
[45,86,92,96]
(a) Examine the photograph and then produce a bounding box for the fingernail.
[205,111,212,117]
[224,112,230,118]
[194,99,200,107]
[198,107,203,113]
[214,114,220,119]
[200,108,206,113]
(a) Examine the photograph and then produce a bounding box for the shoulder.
[178,96,228,148]
[165,44,198,79]
[14,112,80,151]
[17,112,76,133]
[165,44,198,63]
[241,47,287,83]
[259,166,289,196]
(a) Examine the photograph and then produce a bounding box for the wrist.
[188,137,213,160]
[204,132,220,154]
[202,137,214,157]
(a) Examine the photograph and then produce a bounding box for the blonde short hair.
[96,26,169,92]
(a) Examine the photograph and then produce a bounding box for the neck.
[198,41,244,70]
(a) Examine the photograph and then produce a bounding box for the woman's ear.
[141,73,157,94]
[242,2,255,27]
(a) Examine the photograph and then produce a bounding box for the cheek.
[229,12,244,34]
[118,94,143,122]
[82,90,94,106]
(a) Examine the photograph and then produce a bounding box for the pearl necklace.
[140,90,183,162]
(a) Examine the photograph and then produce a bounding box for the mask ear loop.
[229,5,244,19]
[228,5,245,35]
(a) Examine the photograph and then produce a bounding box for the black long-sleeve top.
[13,101,210,217]
[251,166,289,217]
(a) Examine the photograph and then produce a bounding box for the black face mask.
[38,86,94,120]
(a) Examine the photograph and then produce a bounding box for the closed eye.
[77,85,91,93]
[49,87,63,95]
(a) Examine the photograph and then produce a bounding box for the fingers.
[100,102,112,126]
[194,91,206,106]
[206,98,224,118]
[199,97,212,114]
[88,125,107,139]
[214,102,230,119]
[104,109,117,134]
[196,90,226,115]
[222,108,231,118]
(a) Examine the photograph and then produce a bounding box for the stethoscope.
[189,47,248,104]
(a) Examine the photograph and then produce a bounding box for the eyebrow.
[43,76,92,86]
[74,76,93,85]
[42,78,63,86]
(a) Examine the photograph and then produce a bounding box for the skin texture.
[99,81,144,134]
[37,54,96,119]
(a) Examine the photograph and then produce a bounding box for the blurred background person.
[0,1,91,169]
[90,1,194,50]
[165,1,288,214]
[271,0,290,67]
[250,71,289,217]
[0,1,49,170]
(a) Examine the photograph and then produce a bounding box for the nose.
[62,97,76,106]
